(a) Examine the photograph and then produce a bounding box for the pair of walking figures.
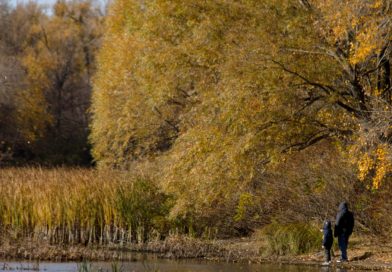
[322,202,354,265]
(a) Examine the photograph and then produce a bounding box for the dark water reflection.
[0,259,356,272]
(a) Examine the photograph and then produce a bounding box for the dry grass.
[0,167,169,246]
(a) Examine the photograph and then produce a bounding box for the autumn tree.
[91,0,392,232]
[0,2,42,163]
[17,0,103,165]
[91,0,320,231]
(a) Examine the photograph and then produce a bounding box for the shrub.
[260,222,321,256]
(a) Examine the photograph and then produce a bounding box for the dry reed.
[0,167,169,246]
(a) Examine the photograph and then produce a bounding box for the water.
[0,259,358,272]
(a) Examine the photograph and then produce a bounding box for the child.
[322,220,333,265]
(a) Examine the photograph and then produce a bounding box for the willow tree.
[92,0,278,229]
[91,0,392,230]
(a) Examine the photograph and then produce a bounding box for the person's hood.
[323,221,332,230]
[339,202,348,212]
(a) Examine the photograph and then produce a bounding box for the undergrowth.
[259,222,320,256]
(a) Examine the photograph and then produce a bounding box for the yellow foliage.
[312,0,389,65]
[91,0,392,229]
[373,145,392,189]
[358,153,374,182]
[355,144,392,189]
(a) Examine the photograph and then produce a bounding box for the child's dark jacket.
[323,221,333,250]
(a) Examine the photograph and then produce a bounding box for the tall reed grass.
[0,168,170,245]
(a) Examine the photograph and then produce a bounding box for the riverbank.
[207,234,392,271]
[1,234,392,271]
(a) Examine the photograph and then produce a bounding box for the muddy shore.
[0,235,391,270]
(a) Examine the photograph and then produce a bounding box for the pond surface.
[0,259,359,272]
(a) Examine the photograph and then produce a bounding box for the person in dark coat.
[334,202,354,262]
[322,220,334,265]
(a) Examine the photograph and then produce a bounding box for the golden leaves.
[312,0,389,64]
[356,144,391,189]
[373,145,391,189]
[357,152,374,182]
